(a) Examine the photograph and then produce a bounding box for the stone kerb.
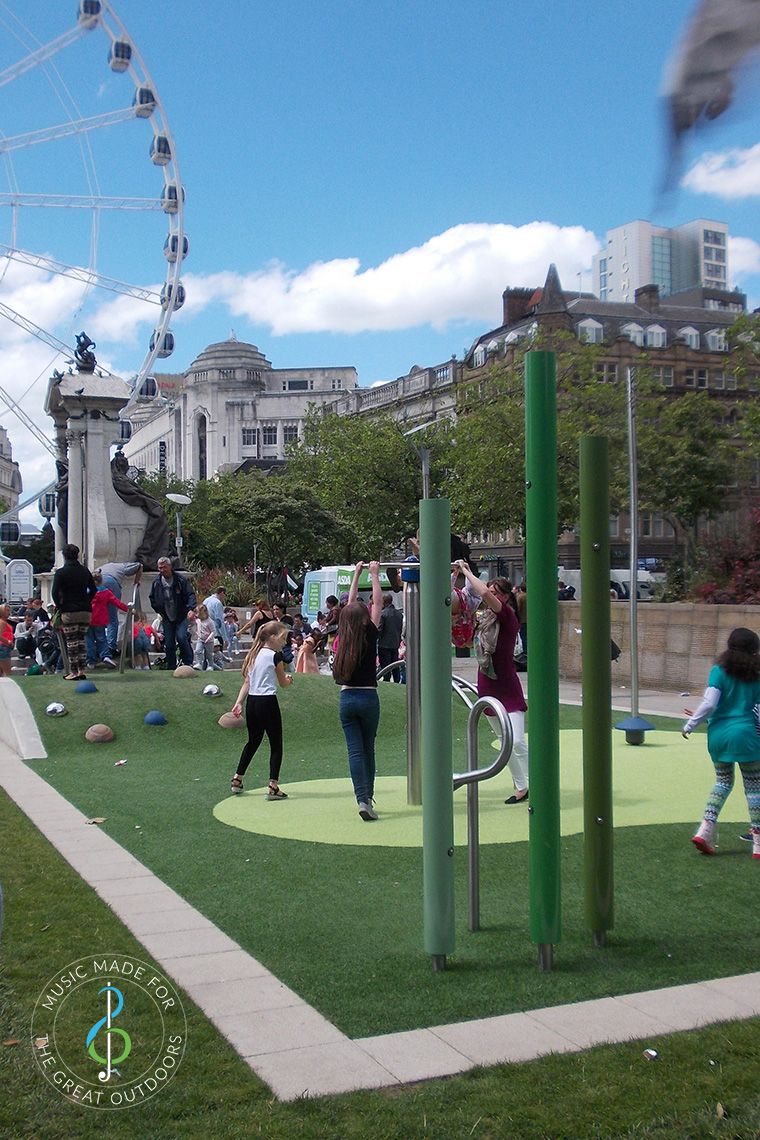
[558,602,760,691]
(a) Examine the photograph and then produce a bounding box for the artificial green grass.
[11,673,760,1040]
[3,789,760,1139]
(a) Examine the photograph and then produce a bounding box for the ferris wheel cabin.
[161,184,184,214]
[150,135,172,166]
[150,332,174,359]
[133,87,156,118]
[160,282,186,311]
[77,1,101,28]
[163,234,189,263]
[108,40,132,73]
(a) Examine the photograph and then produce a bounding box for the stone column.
[66,428,85,553]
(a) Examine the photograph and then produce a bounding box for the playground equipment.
[525,351,561,971]
[451,682,513,933]
[580,436,614,947]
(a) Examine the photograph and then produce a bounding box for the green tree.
[288,411,448,556]
[183,471,350,573]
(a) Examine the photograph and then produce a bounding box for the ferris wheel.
[0,0,187,465]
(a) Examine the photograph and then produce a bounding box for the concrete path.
[2,675,758,1103]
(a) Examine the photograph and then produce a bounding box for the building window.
[640,512,675,538]
[684,368,697,388]
[472,346,486,367]
[712,370,725,389]
[577,319,603,344]
[621,323,644,346]
[262,425,277,446]
[283,424,298,443]
[679,326,700,349]
[246,369,261,382]
[645,325,666,348]
[219,369,235,380]
[609,514,619,537]
[726,373,737,390]
[652,365,674,387]
[706,328,728,352]
[595,362,618,382]
[750,459,760,489]
[242,428,258,447]
[287,379,310,391]
[331,377,343,390]
[704,229,726,246]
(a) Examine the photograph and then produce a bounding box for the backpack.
[451,587,475,649]
[474,607,499,679]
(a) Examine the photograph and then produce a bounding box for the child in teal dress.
[683,627,760,860]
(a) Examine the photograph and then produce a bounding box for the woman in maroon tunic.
[455,562,529,803]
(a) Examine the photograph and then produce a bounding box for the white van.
[302,566,400,624]
[557,567,657,602]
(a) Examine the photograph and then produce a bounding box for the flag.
[662,0,760,185]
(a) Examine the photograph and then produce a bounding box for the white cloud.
[729,235,760,278]
[1,219,600,519]
[682,144,760,199]
[178,221,599,335]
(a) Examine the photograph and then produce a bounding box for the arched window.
[197,414,207,481]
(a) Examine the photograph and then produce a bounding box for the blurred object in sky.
[662,0,760,190]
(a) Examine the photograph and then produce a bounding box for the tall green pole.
[420,497,455,970]
[525,351,561,969]
[579,436,614,945]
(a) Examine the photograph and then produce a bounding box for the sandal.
[230,775,244,795]
[267,783,288,800]
[64,673,79,681]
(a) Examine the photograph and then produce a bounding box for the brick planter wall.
[558,602,760,691]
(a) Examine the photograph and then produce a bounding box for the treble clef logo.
[85,983,132,1082]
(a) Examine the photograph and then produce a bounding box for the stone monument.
[44,335,173,570]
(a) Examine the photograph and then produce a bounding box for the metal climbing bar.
[452,695,513,932]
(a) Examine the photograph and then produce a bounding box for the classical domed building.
[123,335,358,480]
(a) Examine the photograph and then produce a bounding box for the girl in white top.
[230,621,292,799]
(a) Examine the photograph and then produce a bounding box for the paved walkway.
[2,675,759,1102]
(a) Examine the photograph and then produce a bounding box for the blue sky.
[3,0,760,522]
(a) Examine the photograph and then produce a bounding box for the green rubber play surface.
[213,730,748,847]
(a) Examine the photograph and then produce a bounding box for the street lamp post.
[166,492,192,564]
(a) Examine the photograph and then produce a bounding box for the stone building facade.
[0,425,22,511]
[124,336,358,480]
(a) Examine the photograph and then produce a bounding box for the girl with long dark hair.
[683,627,760,859]
[333,561,383,820]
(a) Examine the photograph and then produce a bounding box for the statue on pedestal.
[110,451,173,569]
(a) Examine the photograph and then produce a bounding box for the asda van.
[302,565,399,624]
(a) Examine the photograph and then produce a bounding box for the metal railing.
[451,676,513,931]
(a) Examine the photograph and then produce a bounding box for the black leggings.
[236,695,283,782]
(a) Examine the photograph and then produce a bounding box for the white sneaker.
[358,801,378,821]
[692,819,716,855]
[103,656,117,669]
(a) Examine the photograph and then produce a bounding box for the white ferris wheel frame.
[0,0,186,451]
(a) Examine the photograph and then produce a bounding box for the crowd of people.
[5,542,759,856]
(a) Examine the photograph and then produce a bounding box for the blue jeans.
[85,625,110,663]
[101,575,121,655]
[339,688,380,804]
[163,618,192,668]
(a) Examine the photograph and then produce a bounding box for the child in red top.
[86,571,128,668]
[0,603,12,678]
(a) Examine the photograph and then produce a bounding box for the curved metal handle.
[453,696,513,789]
